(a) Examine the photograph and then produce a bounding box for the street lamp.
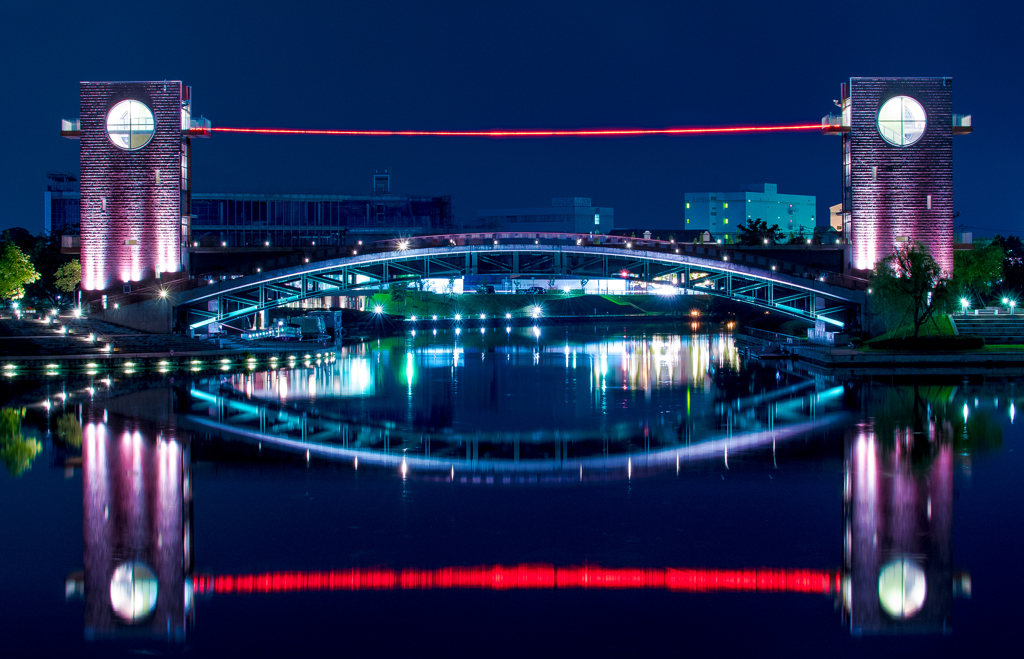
[960,298,970,314]
[1011,301,1017,315]
[373,305,384,315]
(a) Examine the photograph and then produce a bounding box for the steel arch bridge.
[176,232,868,331]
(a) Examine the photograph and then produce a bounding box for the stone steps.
[951,315,1024,344]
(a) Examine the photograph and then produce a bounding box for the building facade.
[62,81,212,291]
[477,197,613,234]
[190,188,453,248]
[824,77,971,274]
[44,171,81,236]
[683,184,815,243]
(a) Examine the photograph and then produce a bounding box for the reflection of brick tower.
[62,81,211,292]
[69,394,193,641]
[842,422,956,634]
[823,78,971,275]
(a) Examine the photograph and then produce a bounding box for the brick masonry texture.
[848,77,954,274]
[80,81,183,290]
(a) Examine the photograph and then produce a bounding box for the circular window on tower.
[877,96,927,146]
[106,100,155,150]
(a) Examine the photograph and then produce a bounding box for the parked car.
[476,285,495,294]
[524,286,547,294]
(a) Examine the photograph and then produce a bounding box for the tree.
[870,242,953,339]
[0,241,40,301]
[951,241,1003,300]
[991,234,1024,295]
[55,259,81,293]
[0,408,42,477]
[736,218,783,246]
[27,232,72,307]
[786,227,807,245]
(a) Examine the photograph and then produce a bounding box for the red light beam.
[193,565,838,596]
[210,123,822,138]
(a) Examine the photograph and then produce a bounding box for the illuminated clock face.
[106,100,155,150]
[877,96,927,147]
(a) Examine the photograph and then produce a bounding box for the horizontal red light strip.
[193,566,837,596]
[210,124,821,138]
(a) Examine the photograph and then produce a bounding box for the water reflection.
[19,330,1018,648]
[184,328,840,474]
[65,400,193,641]
[0,408,43,477]
[843,420,964,634]
[58,378,986,642]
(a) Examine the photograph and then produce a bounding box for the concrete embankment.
[792,345,1024,375]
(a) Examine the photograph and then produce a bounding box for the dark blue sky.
[1,0,1019,235]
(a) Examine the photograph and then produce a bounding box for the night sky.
[1,0,1020,235]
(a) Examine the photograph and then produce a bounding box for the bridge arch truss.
[176,234,866,330]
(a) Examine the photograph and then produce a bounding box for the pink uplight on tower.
[63,81,210,292]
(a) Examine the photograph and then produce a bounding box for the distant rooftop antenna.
[373,170,390,194]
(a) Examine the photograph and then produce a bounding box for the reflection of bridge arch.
[176,233,867,331]
[182,386,851,476]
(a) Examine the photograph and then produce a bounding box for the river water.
[1,324,1020,657]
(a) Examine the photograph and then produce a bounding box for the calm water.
[1,324,1021,657]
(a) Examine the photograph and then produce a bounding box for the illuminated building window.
[723,203,728,209]
[724,219,728,224]
[686,203,690,209]
[877,96,927,146]
[106,100,155,150]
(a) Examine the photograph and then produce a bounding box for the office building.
[189,176,452,248]
[44,171,80,236]
[683,184,815,242]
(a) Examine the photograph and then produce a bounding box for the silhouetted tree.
[736,218,783,246]
[27,232,74,307]
[951,241,1003,301]
[786,228,807,245]
[991,234,1024,296]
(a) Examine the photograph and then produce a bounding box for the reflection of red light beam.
[210,124,821,138]
[193,565,837,596]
